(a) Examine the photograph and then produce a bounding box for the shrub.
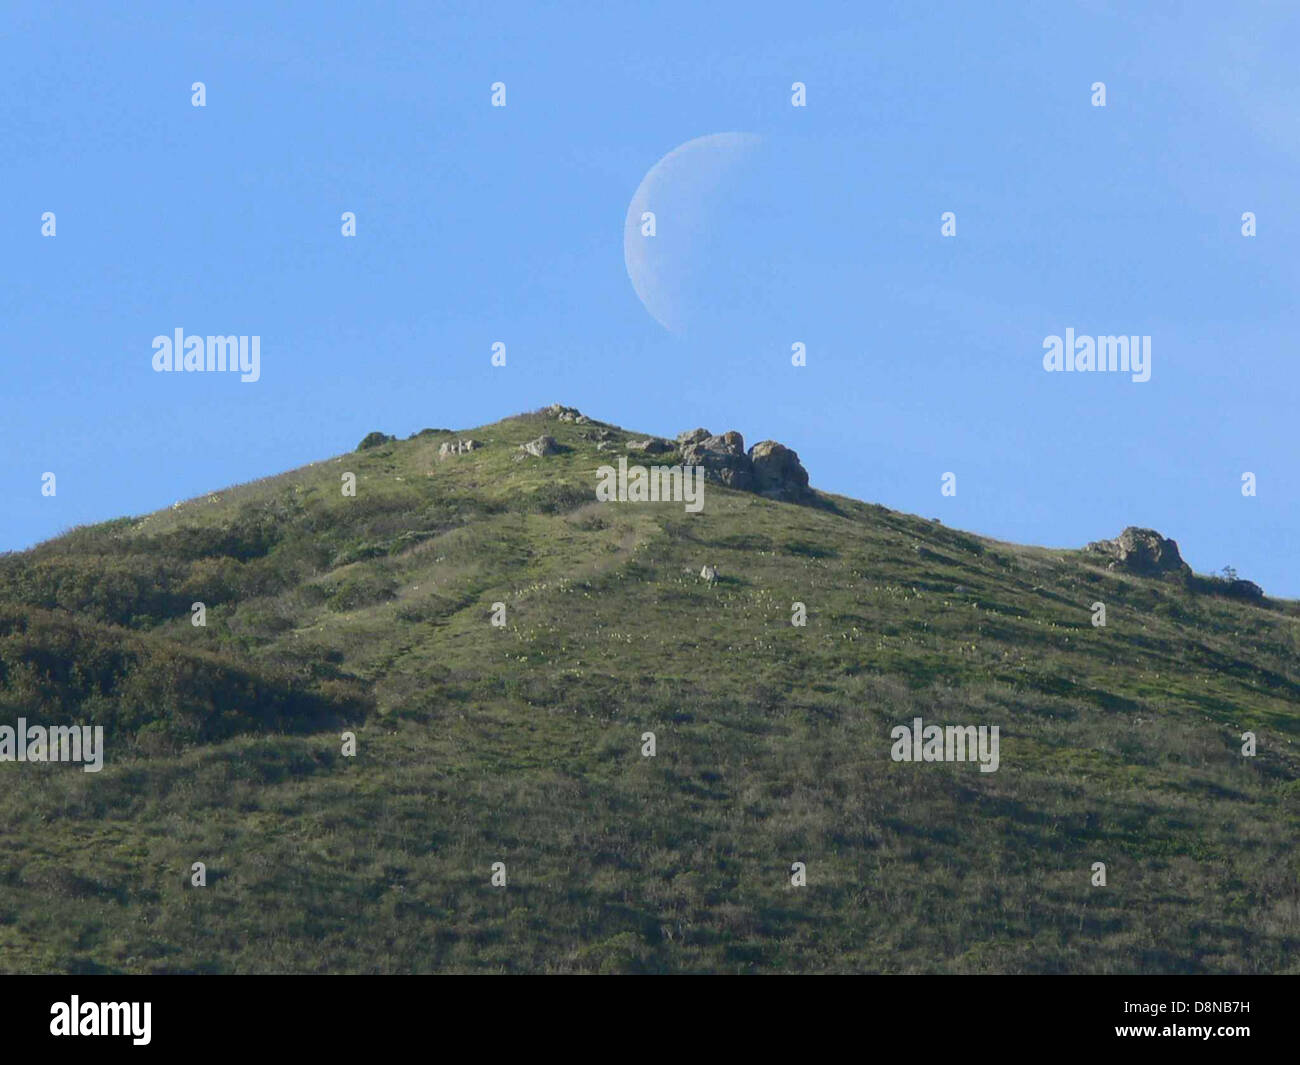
[0,607,370,745]
[512,482,593,515]
[325,574,398,612]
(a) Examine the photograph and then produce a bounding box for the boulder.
[677,427,711,446]
[629,437,674,454]
[520,435,560,458]
[1086,527,1190,577]
[748,440,810,500]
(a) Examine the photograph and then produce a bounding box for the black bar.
[0,975,1286,1052]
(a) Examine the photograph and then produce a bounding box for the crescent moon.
[623,132,762,333]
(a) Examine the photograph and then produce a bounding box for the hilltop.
[1,404,1298,973]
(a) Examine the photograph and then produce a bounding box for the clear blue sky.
[3,1,1298,595]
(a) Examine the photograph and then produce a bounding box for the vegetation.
[1,408,1297,973]
[356,431,396,450]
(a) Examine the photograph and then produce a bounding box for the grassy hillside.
[2,406,1298,973]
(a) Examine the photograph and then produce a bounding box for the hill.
[1,405,1298,973]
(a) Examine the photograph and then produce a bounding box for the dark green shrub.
[325,574,398,612]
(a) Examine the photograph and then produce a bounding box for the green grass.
[1,406,1298,972]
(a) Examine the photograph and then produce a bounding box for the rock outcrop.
[678,431,756,491]
[1086,527,1190,577]
[673,428,812,501]
[1089,528,1270,600]
[534,407,815,503]
[520,435,561,458]
[544,403,589,424]
[748,440,811,501]
[629,437,673,454]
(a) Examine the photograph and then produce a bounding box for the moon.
[623,132,762,334]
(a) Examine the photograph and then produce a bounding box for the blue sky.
[3,1,1298,594]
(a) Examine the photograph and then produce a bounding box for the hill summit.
[1,403,1298,973]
